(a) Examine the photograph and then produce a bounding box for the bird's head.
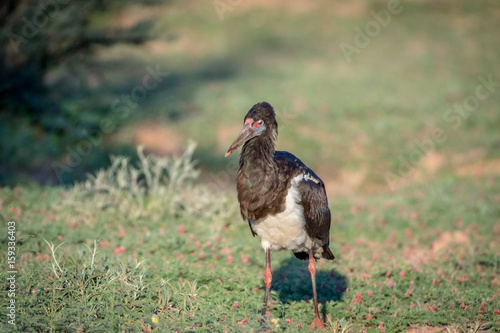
[225,102,278,157]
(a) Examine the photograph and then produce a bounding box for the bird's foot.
[310,316,325,330]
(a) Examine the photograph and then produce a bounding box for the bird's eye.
[254,119,264,128]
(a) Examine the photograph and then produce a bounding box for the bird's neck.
[237,136,278,213]
[240,136,276,169]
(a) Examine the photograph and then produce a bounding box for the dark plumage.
[225,102,334,328]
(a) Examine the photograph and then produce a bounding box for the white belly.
[250,175,314,252]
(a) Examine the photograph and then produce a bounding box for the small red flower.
[285,318,294,324]
[367,290,373,298]
[99,240,110,248]
[494,309,500,315]
[480,301,486,313]
[405,229,413,239]
[114,246,126,255]
[57,235,63,242]
[236,318,248,325]
[195,241,201,247]
[352,292,363,304]
[377,323,385,332]
[231,301,239,309]
[241,254,250,264]
[426,305,437,312]
[365,313,375,319]
[177,225,186,234]
[432,278,440,286]
[399,271,406,278]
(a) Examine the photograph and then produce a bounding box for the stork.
[225,102,334,329]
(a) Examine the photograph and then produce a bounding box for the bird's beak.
[225,123,253,157]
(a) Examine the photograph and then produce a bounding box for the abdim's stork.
[225,102,334,329]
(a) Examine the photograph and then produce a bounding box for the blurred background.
[1,0,499,196]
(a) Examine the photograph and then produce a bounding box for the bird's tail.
[322,245,335,260]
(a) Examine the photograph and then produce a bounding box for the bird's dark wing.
[297,178,330,241]
[297,176,334,260]
[274,151,334,260]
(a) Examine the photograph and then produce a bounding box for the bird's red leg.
[261,248,272,319]
[309,249,325,329]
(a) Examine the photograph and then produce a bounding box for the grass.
[1,0,500,331]
[1,146,499,332]
[4,0,499,188]
[141,0,500,187]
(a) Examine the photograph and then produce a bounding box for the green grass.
[4,0,499,188]
[138,0,500,187]
[79,0,499,193]
[1,0,500,331]
[1,147,499,332]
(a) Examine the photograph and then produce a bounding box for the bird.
[224,101,334,329]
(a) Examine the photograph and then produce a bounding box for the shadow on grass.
[0,55,244,186]
[271,255,347,305]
